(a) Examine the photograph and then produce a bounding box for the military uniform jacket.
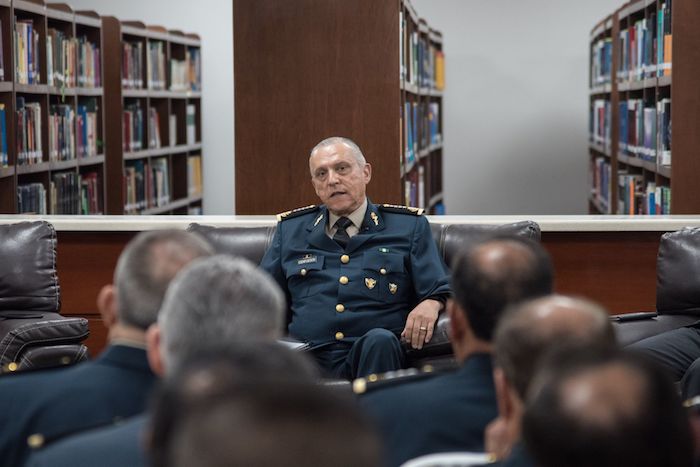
[0,344,156,467]
[260,201,451,349]
[359,353,498,467]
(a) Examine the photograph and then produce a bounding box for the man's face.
[309,143,371,217]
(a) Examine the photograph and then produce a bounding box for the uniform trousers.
[312,328,405,380]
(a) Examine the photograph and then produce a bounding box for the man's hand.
[485,417,511,461]
[401,299,441,350]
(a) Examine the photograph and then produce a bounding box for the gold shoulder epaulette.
[379,204,424,216]
[352,365,437,395]
[276,205,318,221]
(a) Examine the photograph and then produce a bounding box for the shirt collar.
[328,197,368,230]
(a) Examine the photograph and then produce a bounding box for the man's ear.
[493,367,517,420]
[97,285,118,329]
[363,162,372,183]
[146,324,166,377]
[447,299,467,342]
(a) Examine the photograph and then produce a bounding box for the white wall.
[413,0,621,214]
[67,0,234,214]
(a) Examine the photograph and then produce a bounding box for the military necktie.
[333,217,353,249]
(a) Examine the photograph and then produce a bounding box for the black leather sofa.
[612,227,700,347]
[0,221,89,374]
[188,219,542,370]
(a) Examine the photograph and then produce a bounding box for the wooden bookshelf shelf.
[77,154,105,166]
[234,0,445,214]
[590,143,611,158]
[589,0,699,215]
[0,82,12,92]
[0,167,15,179]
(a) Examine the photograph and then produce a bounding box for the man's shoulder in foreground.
[26,414,148,467]
[359,354,497,466]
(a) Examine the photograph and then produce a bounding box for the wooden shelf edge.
[589,142,611,157]
[140,195,202,215]
[588,195,609,215]
[589,84,611,95]
[657,165,671,179]
[13,0,46,15]
[15,84,49,94]
[0,81,12,92]
[77,154,105,166]
[49,159,78,171]
[0,166,15,178]
[17,162,50,175]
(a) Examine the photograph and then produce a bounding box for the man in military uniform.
[260,137,451,379]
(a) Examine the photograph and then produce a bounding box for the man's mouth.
[330,191,347,198]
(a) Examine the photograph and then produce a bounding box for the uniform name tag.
[297,255,318,265]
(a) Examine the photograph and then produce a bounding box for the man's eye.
[316,170,327,178]
[337,165,348,174]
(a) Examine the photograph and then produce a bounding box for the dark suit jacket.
[496,441,536,467]
[260,201,451,349]
[0,344,156,467]
[26,414,148,467]
[360,353,497,467]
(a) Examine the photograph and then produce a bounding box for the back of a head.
[494,295,616,399]
[159,255,286,372]
[115,230,213,329]
[451,236,553,341]
[150,345,381,467]
[523,348,693,467]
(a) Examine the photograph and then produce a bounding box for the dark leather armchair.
[188,220,541,370]
[613,227,700,346]
[0,221,89,374]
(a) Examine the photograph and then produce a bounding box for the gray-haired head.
[309,137,366,173]
[159,255,286,372]
[115,230,214,330]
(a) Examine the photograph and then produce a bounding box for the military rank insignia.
[389,283,398,294]
[365,278,377,289]
[370,212,379,226]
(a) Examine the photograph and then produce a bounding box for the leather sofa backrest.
[657,227,700,315]
[188,220,541,268]
[0,221,61,313]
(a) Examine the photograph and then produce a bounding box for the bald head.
[523,349,693,467]
[494,295,615,399]
[451,237,553,341]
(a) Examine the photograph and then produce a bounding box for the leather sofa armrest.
[0,313,89,370]
[13,344,89,373]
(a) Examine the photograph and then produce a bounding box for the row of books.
[123,157,170,213]
[170,48,202,92]
[402,100,441,170]
[404,166,425,209]
[187,154,202,196]
[590,37,612,86]
[589,99,611,151]
[146,41,167,90]
[77,101,99,158]
[148,107,162,149]
[619,98,671,165]
[122,41,144,89]
[125,103,197,151]
[17,98,42,165]
[48,104,75,161]
[123,101,144,152]
[48,33,102,88]
[618,175,671,214]
[0,104,7,168]
[17,171,102,214]
[14,18,41,85]
[590,157,612,213]
[399,13,444,91]
[617,2,672,82]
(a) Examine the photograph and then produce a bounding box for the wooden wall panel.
[233,0,402,214]
[54,229,666,355]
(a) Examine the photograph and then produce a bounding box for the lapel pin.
[370,212,379,226]
[365,278,377,290]
[314,214,324,227]
[389,283,398,294]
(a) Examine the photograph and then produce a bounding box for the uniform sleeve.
[410,216,451,301]
[259,224,293,323]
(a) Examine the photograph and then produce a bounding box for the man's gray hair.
[310,137,366,167]
[159,255,286,372]
[115,230,213,330]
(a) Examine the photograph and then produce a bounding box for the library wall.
[413,0,621,215]
[67,0,234,214]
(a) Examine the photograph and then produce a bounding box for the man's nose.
[327,169,339,184]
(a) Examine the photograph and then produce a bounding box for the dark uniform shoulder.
[276,205,319,222]
[352,365,440,395]
[378,204,424,216]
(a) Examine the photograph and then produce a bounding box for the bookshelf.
[102,17,202,215]
[0,0,106,214]
[588,0,700,215]
[233,0,445,215]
